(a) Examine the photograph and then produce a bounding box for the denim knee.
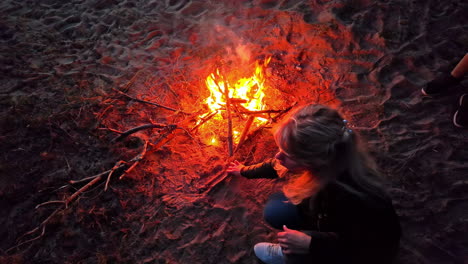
[263,192,302,230]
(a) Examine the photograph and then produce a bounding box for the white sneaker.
[254,242,285,264]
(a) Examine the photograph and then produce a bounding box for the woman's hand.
[226,160,244,177]
[277,225,311,255]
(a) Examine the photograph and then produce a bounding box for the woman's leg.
[263,192,303,230]
[253,192,305,264]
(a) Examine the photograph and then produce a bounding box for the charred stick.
[113,123,167,142]
[121,69,143,92]
[69,170,111,184]
[112,87,187,114]
[65,174,105,207]
[99,127,123,134]
[215,80,233,156]
[233,103,299,149]
[229,98,248,104]
[271,102,298,122]
[239,109,286,114]
[151,125,178,150]
[121,141,149,178]
[105,160,127,190]
[35,200,64,209]
[201,168,229,194]
[235,116,254,153]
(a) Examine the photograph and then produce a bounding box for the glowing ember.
[197,57,271,146]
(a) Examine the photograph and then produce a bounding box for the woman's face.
[274,149,306,173]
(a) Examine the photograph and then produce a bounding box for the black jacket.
[241,159,401,264]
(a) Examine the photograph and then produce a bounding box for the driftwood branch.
[10,142,151,252]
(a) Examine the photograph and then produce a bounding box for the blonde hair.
[274,104,387,204]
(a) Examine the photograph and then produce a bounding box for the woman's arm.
[227,158,280,179]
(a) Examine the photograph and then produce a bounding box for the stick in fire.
[213,73,234,157]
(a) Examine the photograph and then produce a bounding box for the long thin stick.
[105,161,126,190]
[69,170,111,184]
[65,174,105,207]
[112,123,167,142]
[112,87,187,114]
[146,125,179,154]
[191,111,217,132]
[121,141,149,179]
[35,200,64,209]
[216,78,233,156]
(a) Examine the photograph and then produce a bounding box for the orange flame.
[198,57,271,145]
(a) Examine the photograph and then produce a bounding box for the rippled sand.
[1,0,467,263]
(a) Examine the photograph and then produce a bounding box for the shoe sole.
[453,110,463,128]
[453,94,467,128]
[421,88,429,96]
[459,94,466,106]
[421,88,440,97]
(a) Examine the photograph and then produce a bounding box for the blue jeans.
[263,192,304,230]
[263,192,313,263]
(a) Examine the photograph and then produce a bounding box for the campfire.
[196,57,271,154]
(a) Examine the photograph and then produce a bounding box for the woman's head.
[274,104,351,177]
[274,104,386,204]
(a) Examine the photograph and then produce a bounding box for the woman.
[227,104,401,264]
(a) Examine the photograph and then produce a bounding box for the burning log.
[228,98,248,104]
[225,99,234,157]
[239,109,288,115]
[234,116,254,153]
[235,103,298,153]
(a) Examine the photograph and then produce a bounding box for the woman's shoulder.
[327,181,393,213]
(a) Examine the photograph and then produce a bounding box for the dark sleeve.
[240,158,280,179]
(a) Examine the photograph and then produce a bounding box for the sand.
[0,0,467,263]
